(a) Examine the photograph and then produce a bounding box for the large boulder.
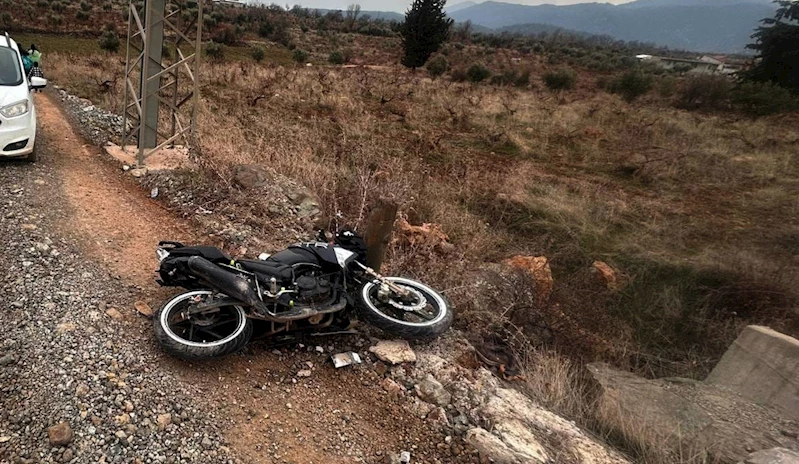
[466,427,545,464]
[742,448,799,464]
[588,362,795,463]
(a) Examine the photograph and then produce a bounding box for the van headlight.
[0,101,29,118]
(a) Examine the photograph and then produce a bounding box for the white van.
[0,33,47,162]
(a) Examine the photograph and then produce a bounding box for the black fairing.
[272,243,340,270]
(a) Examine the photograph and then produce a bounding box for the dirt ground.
[35,93,464,463]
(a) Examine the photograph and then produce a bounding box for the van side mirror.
[30,77,47,89]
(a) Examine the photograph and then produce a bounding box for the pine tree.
[746,0,799,92]
[400,0,453,69]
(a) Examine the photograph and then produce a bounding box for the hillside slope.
[450,0,775,52]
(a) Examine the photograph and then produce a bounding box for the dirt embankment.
[16,92,473,463]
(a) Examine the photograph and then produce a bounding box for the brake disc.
[387,286,428,312]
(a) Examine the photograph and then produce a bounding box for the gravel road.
[0,124,235,464]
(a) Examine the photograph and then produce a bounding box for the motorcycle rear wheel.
[356,277,453,339]
[154,290,253,360]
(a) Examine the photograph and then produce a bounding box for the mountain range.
[446,0,775,53]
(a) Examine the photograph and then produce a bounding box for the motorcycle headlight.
[156,248,170,263]
[0,100,29,118]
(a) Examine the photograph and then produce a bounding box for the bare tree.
[345,4,361,32]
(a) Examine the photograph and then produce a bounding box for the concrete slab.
[707,325,799,420]
[103,143,194,171]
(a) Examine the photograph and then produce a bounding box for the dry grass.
[40,26,799,463]
[46,52,799,377]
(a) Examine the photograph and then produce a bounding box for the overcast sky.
[251,0,632,14]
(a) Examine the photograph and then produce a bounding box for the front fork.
[353,262,411,300]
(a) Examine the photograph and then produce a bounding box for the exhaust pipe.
[187,256,267,312]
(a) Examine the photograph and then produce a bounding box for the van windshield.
[0,48,23,86]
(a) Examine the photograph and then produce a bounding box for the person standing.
[20,50,33,74]
[28,44,41,65]
[27,62,44,92]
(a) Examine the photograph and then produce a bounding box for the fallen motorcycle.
[153,230,453,360]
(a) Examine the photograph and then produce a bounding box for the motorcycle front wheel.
[356,277,453,339]
[154,290,253,360]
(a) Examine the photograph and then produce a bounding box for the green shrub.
[732,81,799,116]
[211,24,241,45]
[47,13,63,25]
[50,1,65,12]
[76,10,91,20]
[451,68,468,82]
[98,30,120,53]
[426,55,449,78]
[204,41,224,61]
[657,76,677,98]
[79,1,91,11]
[677,75,732,110]
[488,69,530,87]
[102,2,112,11]
[36,0,49,7]
[258,21,274,38]
[543,68,576,91]
[328,50,350,65]
[251,46,267,63]
[514,70,531,88]
[607,69,653,102]
[292,49,309,63]
[466,63,491,82]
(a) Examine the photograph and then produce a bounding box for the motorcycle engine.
[295,274,332,304]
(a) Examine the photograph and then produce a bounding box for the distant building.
[635,54,742,76]
[212,0,246,7]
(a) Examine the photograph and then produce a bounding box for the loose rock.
[369,340,417,365]
[47,422,74,446]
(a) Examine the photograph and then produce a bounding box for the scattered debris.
[369,340,417,365]
[0,436,10,443]
[134,301,154,317]
[315,346,325,354]
[296,369,312,377]
[130,167,148,178]
[150,187,159,198]
[400,450,411,463]
[332,352,362,368]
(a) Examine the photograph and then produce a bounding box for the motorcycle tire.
[154,290,253,360]
[356,277,453,340]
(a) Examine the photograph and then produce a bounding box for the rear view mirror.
[30,77,47,89]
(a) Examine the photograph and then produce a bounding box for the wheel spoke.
[197,327,224,340]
